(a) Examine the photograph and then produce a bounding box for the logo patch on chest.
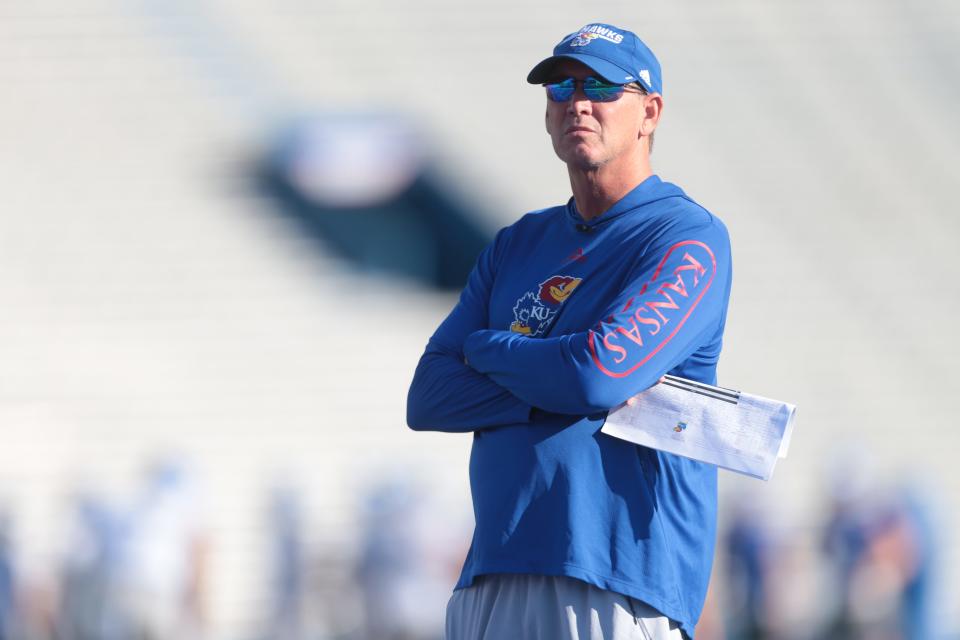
[510,275,582,337]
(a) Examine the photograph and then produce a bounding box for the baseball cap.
[527,23,663,95]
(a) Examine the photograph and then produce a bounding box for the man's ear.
[640,93,663,138]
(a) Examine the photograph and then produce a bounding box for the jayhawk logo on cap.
[510,275,582,336]
[571,32,599,47]
[569,24,625,47]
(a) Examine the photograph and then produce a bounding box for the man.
[407,22,733,640]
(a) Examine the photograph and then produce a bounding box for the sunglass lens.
[545,78,575,102]
[583,78,624,102]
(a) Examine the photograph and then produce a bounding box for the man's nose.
[566,88,593,115]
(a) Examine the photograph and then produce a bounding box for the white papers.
[601,375,797,480]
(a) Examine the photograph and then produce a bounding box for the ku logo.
[569,25,625,47]
[571,32,599,47]
[510,275,583,337]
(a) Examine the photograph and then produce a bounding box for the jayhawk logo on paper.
[510,275,582,337]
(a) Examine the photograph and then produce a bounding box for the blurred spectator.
[0,509,14,640]
[265,485,306,640]
[118,457,208,640]
[725,501,775,640]
[355,477,462,640]
[58,491,127,640]
[819,448,943,640]
[893,487,940,640]
[819,449,881,638]
[841,485,941,640]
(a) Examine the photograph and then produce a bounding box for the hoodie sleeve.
[406,229,533,432]
[462,220,732,415]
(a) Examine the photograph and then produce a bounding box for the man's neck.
[568,162,653,221]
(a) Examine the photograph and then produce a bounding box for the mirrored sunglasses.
[544,76,630,103]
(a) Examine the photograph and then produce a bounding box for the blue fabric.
[408,175,733,639]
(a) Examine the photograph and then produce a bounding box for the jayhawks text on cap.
[527,22,663,95]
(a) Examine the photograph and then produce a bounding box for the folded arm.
[463,225,732,415]
[407,230,533,432]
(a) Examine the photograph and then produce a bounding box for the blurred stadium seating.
[0,0,957,637]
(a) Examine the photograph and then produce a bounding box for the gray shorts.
[445,574,684,640]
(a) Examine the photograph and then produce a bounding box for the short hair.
[632,83,655,154]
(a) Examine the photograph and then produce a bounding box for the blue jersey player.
[408,22,733,640]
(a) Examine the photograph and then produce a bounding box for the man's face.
[544,59,648,171]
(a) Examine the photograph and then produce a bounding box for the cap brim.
[526,53,639,86]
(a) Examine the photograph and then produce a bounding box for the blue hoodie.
[407,175,733,639]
